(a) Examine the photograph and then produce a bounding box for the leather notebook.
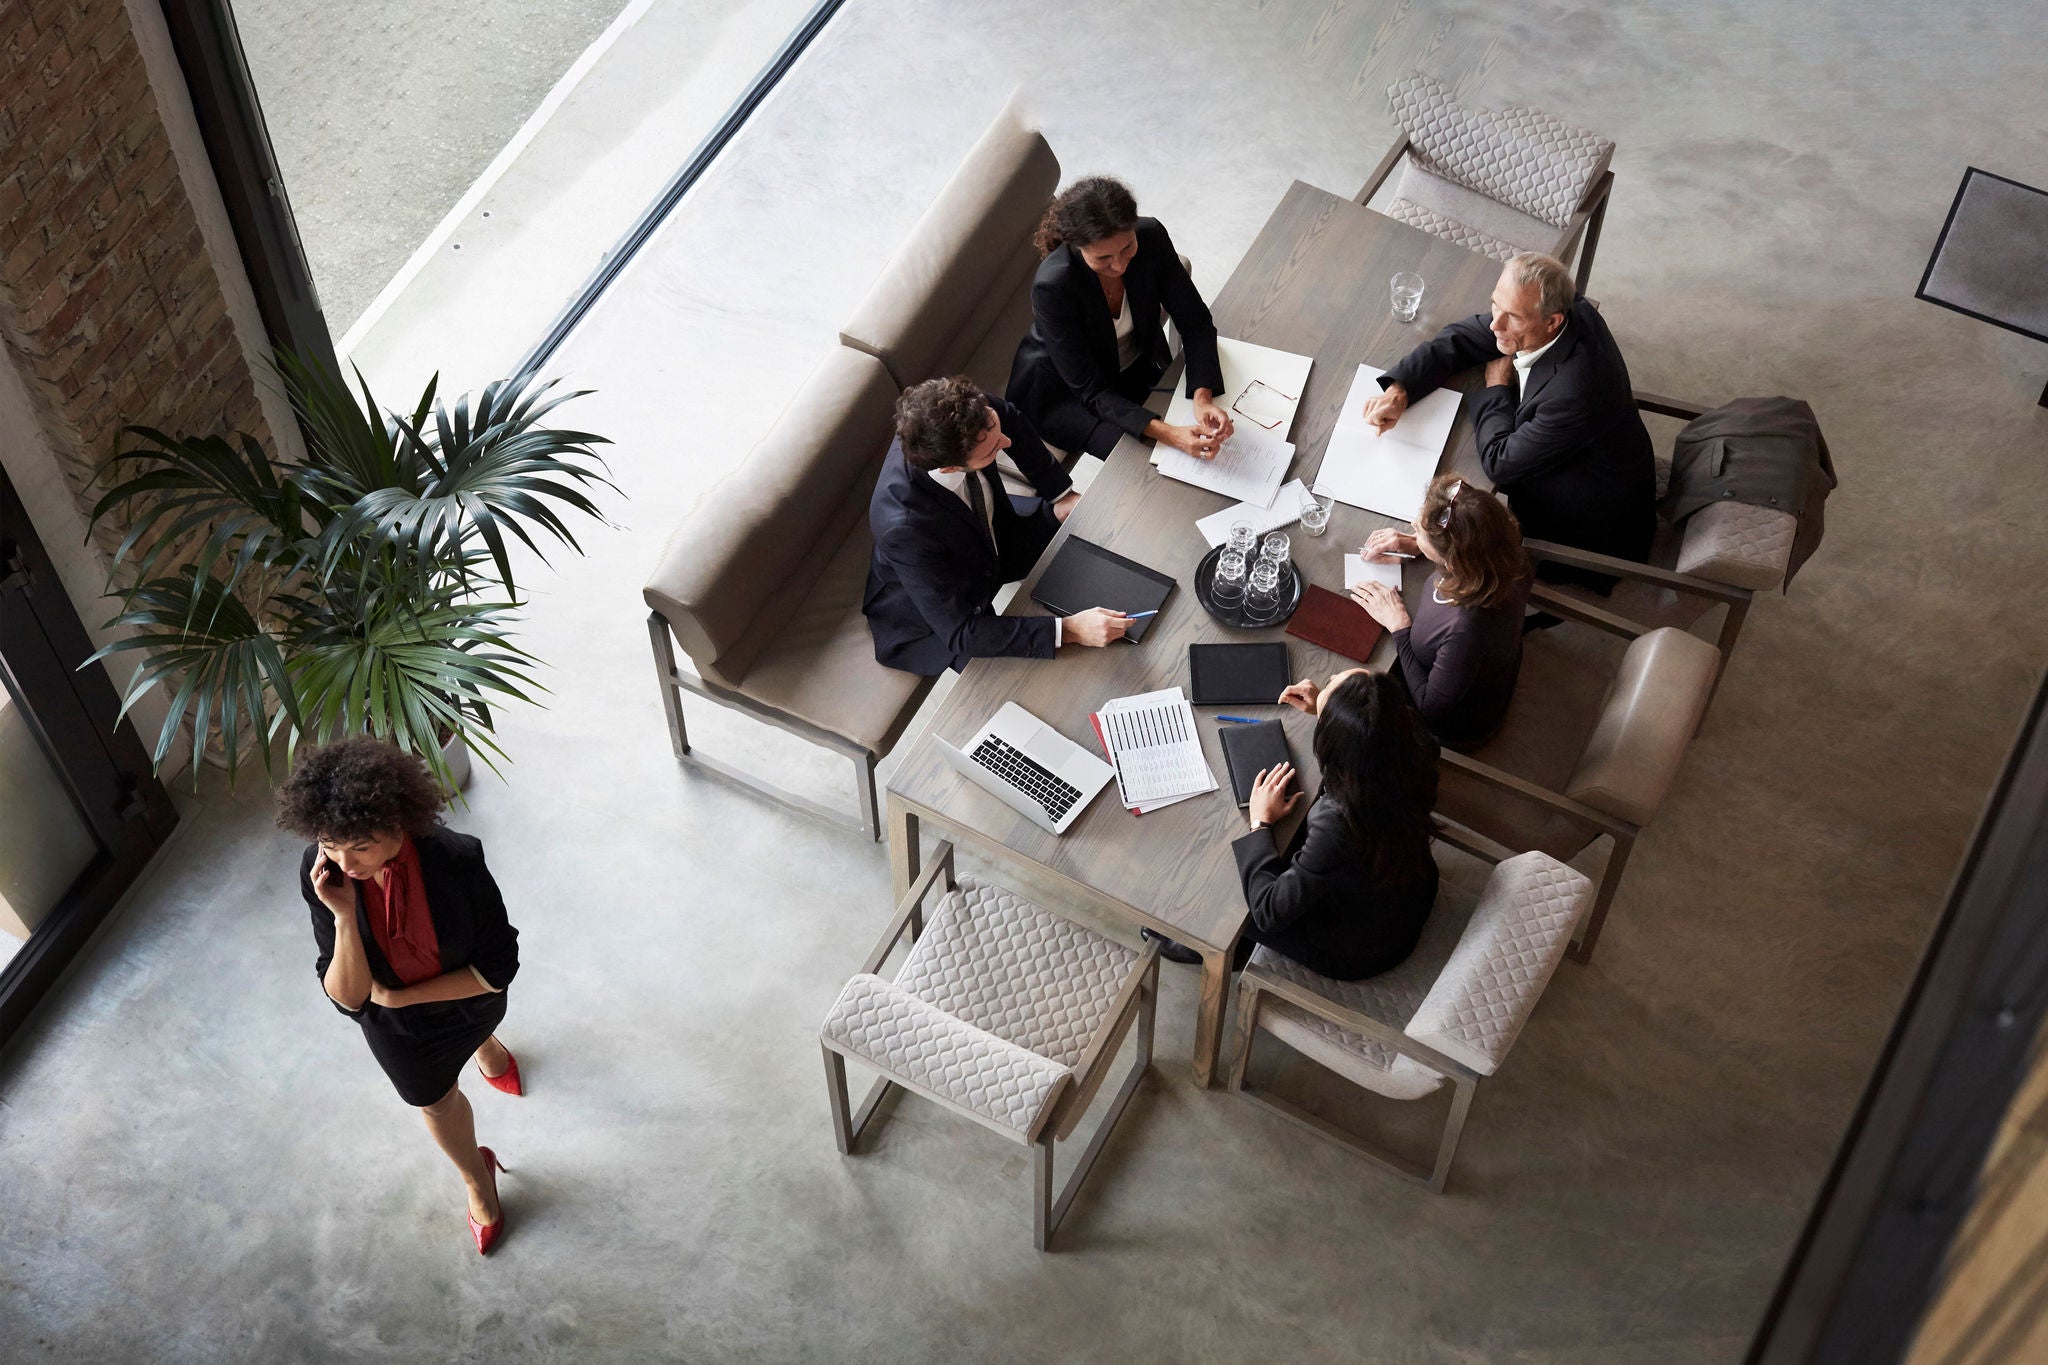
[1187,642,1290,706]
[1029,537,1175,644]
[1218,719,1292,807]
[1284,584,1386,664]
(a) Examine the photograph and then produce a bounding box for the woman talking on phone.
[278,736,523,1255]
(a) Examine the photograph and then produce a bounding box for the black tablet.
[1188,642,1291,706]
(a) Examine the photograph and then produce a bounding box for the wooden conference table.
[886,181,1502,1088]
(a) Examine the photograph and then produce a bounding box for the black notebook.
[1217,719,1293,808]
[1029,537,1175,644]
[1188,642,1290,706]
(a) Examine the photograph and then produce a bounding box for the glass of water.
[1298,492,1331,537]
[1259,531,1291,567]
[1211,550,1248,611]
[1391,271,1424,323]
[1226,520,1259,558]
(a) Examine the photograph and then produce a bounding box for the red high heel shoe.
[476,1039,523,1097]
[469,1146,507,1256]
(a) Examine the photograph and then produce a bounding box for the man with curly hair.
[277,735,524,1256]
[863,375,1130,675]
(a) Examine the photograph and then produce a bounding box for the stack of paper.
[1154,427,1293,508]
[1163,337,1316,437]
[1346,554,1404,590]
[1312,363,1463,518]
[1195,478,1310,548]
[1090,687,1218,812]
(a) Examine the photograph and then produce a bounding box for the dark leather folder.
[1284,584,1386,664]
[1029,538,1175,643]
[1218,719,1292,807]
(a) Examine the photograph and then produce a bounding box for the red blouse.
[360,835,442,986]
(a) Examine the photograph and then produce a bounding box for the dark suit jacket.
[1006,218,1226,448]
[863,394,1074,677]
[1384,298,1655,563]
[300,827,519,1018]
[1231,792,1440,981]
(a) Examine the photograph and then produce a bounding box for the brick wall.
[0,0,273,557]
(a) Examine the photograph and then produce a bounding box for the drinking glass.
[1259,531,1291,566]
[1226,520,1259,558]
[1391,271,1424,323]
[1298,492,1331,537]
[1243,561,1283,625]
[1211,550,1247,611]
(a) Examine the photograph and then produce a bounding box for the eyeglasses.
[1230,379,1298,430]
[1435,478,1464,528]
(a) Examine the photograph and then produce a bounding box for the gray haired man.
[1362,251,1654,582]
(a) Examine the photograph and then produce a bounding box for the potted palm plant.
[86,353,616,790]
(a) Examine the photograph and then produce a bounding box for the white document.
[1312,363,1463,518]
[1153,426,1293,509]
[1345,554,1404,590]
[1095,688,1218,808]
[1195,479,1310,548]
[1163,337,1315,438]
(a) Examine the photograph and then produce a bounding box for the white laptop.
[937,702,1116,835]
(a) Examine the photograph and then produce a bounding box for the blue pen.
[1216,715,1260,724]
[1124,610,1159,620]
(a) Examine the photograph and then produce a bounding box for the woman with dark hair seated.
[277,736,524,1256]
[1231,669,1441,980]
[1352,472,1535,749]
[1005,175,1233,460]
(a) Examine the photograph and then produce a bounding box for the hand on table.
[1362,382,1408,433]
[1484,356,1516,388]
[1063,608,1130,647]
[1051,490,1081,523]
[1363,527,1417,562]
[1159,422,1221,459]
[1191,392,1235,445]
[1278,677,1321,714]
[1249,762,1304,827]
[1349,580,1411,631]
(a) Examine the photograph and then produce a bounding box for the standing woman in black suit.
[1006,176,1234,459]
[277,736,523,1256]
[1233,669,1441,980]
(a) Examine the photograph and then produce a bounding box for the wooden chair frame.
[1226,824,1532,1192]
[647,610,934,842]
[1355,131,1616,294]
[821,840,1162,1250]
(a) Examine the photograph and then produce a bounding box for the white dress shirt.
[1511,319,1567,395]
[928,466,1061,645]
[1112,294,1141,371]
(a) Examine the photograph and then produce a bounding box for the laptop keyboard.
[970,736,1083,823]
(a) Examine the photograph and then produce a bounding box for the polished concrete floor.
[5,1,2048,1361]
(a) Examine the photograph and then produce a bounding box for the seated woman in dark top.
[1232,668,1441,981]
[1005,176,1233,460]
[1351,473,1534,748]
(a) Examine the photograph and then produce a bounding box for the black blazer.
[300,827,519,1018]
[1232,792,1440,982]
[862,394,1073,677]
[1007,218,1226,444]
[1384,298,1655,563]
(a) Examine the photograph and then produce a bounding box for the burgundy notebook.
[1284,584,1386,664]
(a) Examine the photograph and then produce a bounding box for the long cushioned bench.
[643,101,1061,839]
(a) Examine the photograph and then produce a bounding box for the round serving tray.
[1192,544,1304,629]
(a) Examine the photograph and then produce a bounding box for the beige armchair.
[1525,390,1804,718]
[1432,619,1720,965]
[1358,72,1615,294]
[1228,830,1593,1192]
[820,841,1161,1250]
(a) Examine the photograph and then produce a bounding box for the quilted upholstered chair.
[1358,73,1616,293]
[820,842,1161,1250]
[1431,616,1719,966]
[1227,833,1593,1192]
[1523,391,1803,717]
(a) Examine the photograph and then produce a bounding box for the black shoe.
[1141,928,1203,965]
[1522,610,1562,634]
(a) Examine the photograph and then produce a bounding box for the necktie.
[962,468,997,555]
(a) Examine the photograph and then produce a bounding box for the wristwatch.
[1248,820,1268,834]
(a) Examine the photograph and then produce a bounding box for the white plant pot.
[440,730,473,793]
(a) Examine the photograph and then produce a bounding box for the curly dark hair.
[1033,176,1139,257]
[894,375,992,472]
[275,736,446,843]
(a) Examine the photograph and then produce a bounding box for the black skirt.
[357,991,508,1106]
